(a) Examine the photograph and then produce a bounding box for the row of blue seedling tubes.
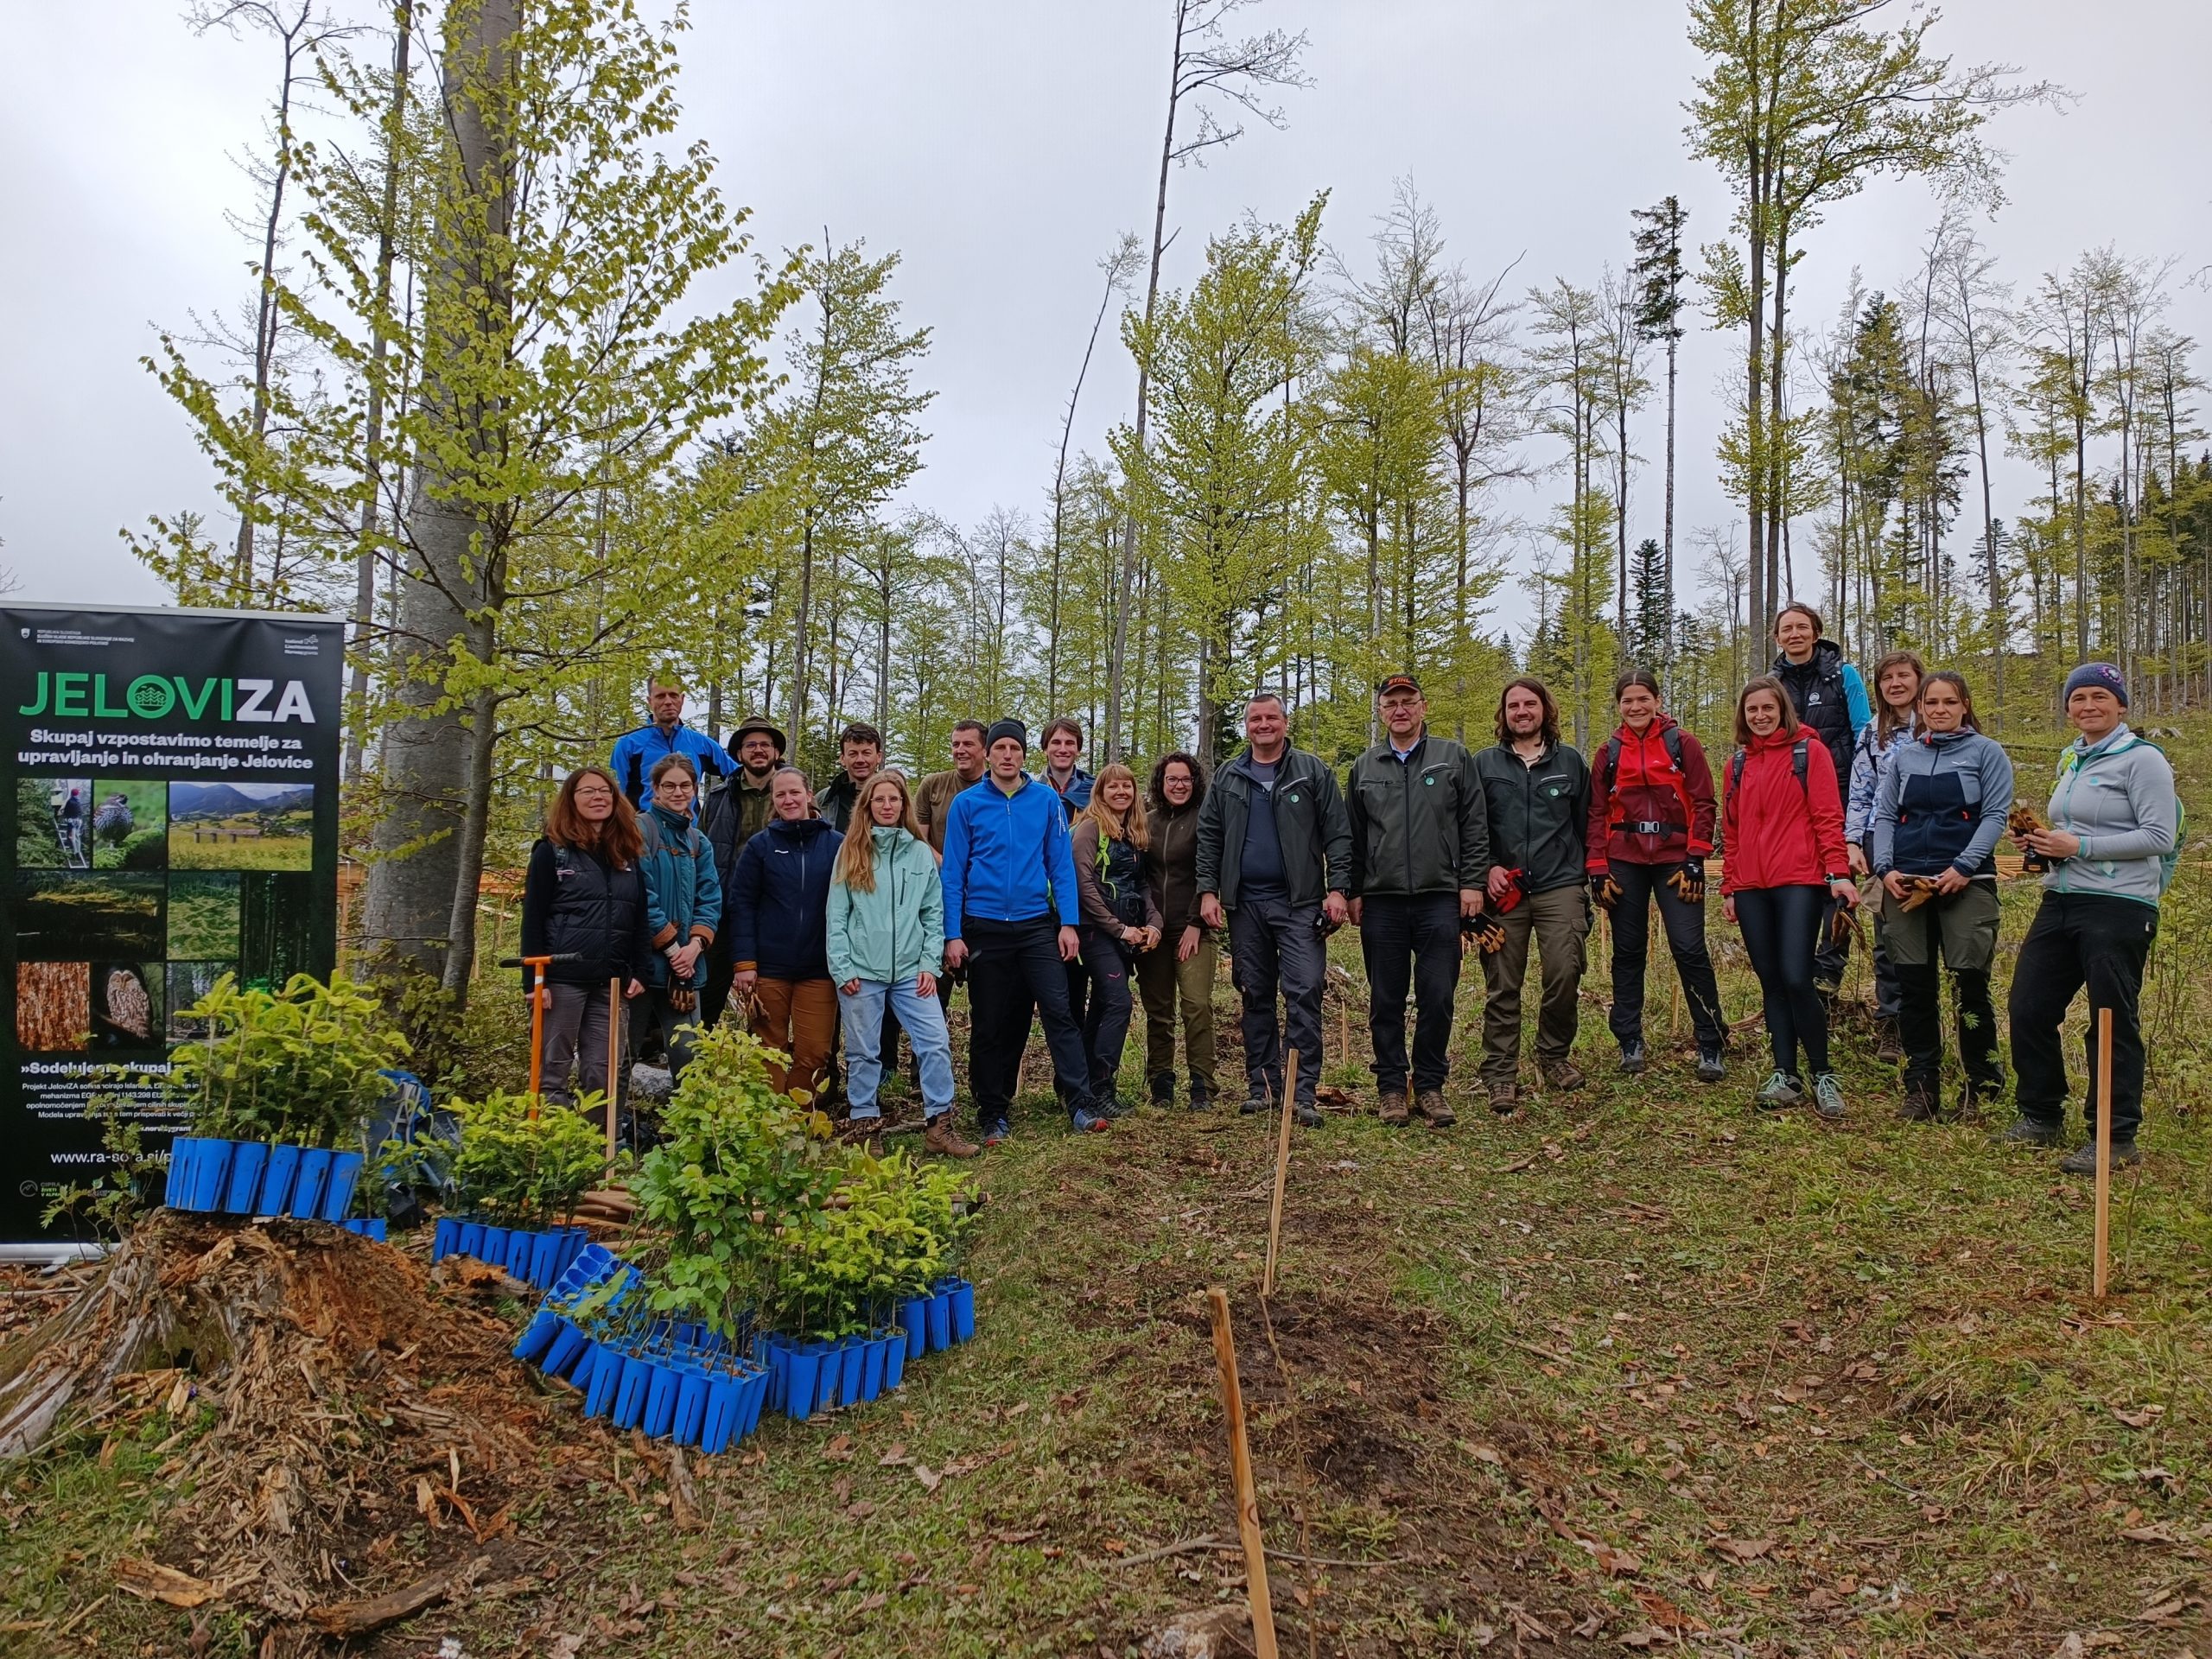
[164,1137,365,1225]
[429,1217,589,1294]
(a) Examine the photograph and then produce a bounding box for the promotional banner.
[1,603,343,1243]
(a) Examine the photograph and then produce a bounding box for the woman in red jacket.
[1720,676,1860,1118]
[1586,670,1729,1081]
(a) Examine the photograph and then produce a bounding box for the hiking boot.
[925,1116,978,1159]
[1695,1047,1726,1084]
[1540,1058,1586,1091]
[2059,1138,2140,1175]
[1240,1092,1268,1116]
[1898,1077,1941,1123]
[1293,1101,1322,1128]
[2002,1117,2063,1149]
[1096,1090,1133,1120]
[1378,1090,1412,1126]
[1874,1019,1904,1065]
[1619,1041,1648,1076]
[1187,1084,1215,1113]
[1812,1073,1847,1121]
[1755,1071,1803,1111]
[1069,1106,1110,1134]
[1149,1072,1177,1108]
[1487,1080,1519,1115]
[1414,1089,1456,1128]
[981,1116,1012,1147]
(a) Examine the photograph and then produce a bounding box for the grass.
[9,874,162,959]
[167,817,312,872]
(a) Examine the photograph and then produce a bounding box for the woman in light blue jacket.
[1846,649,1925,1060]
[826,772,970,1157]
[2007,663,2179,1173]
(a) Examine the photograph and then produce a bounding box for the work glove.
[667,986,696,1014]
[1589,869,1622,912]
[1463,912,1508,956]
[1494,868,1526,916]
[1666,856,1707,906]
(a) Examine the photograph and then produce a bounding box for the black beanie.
[985,718,1028,751]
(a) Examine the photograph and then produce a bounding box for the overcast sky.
[3,0,2206,631]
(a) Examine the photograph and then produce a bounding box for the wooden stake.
[1263,1048,1300,1298]
[2094,1007,2113,1300]
[1207,1287,1279,1659]
[606,976,623,1166]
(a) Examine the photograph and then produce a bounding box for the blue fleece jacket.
[941,772,1079,938]
[2043,726,2179,908]
[1871,728,2014,880]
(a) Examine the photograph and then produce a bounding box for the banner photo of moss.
[1,603,342,1243]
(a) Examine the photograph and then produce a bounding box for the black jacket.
[729,816,842,982]
[1344,734,1489,899]
[1772,639,1858,782]
[1473,740,1591,895]
[1195,746,1353,912]
[518,838,652,993]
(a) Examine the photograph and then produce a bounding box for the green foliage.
[435,1089,607,1227]
[40,1096,167,1243]
[164,972,410,1148]
[770,1151,975,1340]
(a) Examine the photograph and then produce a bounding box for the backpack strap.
[1791,737,1810,795]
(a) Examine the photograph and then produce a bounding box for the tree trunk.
[441,679,500,997]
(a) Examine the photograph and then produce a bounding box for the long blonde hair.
[1078,761,1149,851]
[834,772,922,893]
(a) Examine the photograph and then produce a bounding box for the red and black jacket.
[1585,715,1717,869]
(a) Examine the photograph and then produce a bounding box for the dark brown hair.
[1042,715,1084,747]
[1732,675,1802,749]
[1147,751,1208,814]
[1612,668,1663,704]
[545,766,642,868]
[1494,677,1560,747]
[1918,670,1981,733]
[838,721,883,753]
[1773,601,1824,639]
[650,752,698,787]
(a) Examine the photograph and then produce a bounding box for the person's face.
[989,738,1027,779]
[1775,612,1816,661]
[1380,690,1426,739]
[1103,776,1136,814]
[1919,680,1966,734]
[842,741,880,784]
[738,733,779,774]
[1617,683,1659,728]
[1046,729,1082,771]
[1503,688,1544,738]
[1743,690,1783,738]
[648,684,685,725]
[2068,686,2123,739]
[1160,762,1194,805]
[572,774,616,824]
[655,769,696,813]
[1244,701,1287,750]
[867,783,905,827]
[950,728,984,774]
[1878,664,1920,712]
[771,772,811,821]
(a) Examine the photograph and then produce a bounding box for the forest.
[130,0,2207,991]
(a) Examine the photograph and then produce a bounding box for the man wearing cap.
[611,675,733,811]
[1344,674,1489,1128]
[699,714,785,1029]
[1197,691,1353,1128]
[941,719,1110,1141]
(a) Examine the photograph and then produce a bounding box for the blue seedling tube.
[672,1365,709,1446]
[927,1289,952,1353]
[512,1307,563,1365]
[454,1220,484,1262]
[950,1281,976,1343]
[860,1335,888,1403]
[582,1344,622,1419]
[762,1338,788,1412]
[700,1372,738,1456]
[837,1339,865,1408]
[288,1148,330,1221]
[884,1332,908,1391]
[432,1217,459,1261]
[162,1139,186,1207]
[257,1143,301,1216]
[476,1225,509,1268]
[503,1227,535,1281]
[785,1349,821,1421]
[222,1141,268,1215]
[740,1364,769,1438]
[319,1150,365,1223]
[612,1352,653,1430]
[345,1217,388,1242]
[183,1139,232,1211]
[543,1319,590,1379]
[899,1298,926,1360]
[555,1230,587,1280]
[642,1361,680,1439]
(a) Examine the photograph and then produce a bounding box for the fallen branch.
[303,1553,489,1637]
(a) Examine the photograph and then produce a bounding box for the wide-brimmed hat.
[727,715,787,754]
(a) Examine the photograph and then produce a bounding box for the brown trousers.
[1479,883,1588,1085]
[747,976,837,1103]
[1134,932,1218,1096]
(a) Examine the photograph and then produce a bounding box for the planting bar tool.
[606,975,623,1165]
[1207,1287,1278,1659]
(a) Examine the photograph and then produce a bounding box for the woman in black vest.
[520,766,651,1110]
[1771,603,1872,995]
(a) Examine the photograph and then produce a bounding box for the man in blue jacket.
[611,677,733,811]
[942,720,1108,1141]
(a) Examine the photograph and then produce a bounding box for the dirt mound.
[0,1211,609,1649]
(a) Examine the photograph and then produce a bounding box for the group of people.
[520,608,2181,1176]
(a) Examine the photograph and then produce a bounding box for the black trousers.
[1359,893,1463,1095]
[2008,893,2157,1141]
[1077,928,1135,1101]
[1226,893,1325,1106]
[1605,861,1726,1048]
[1733,884,1830,1078]
[962,914,1094,1123]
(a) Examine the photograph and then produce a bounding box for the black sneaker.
[981,1117,1012,1147]
[1186,1086,1214,1113]
[1619,1041,1648,1076]
[1695,1048,1726,1084]
[1898,1077,1940,1122]
[2059,1138,2139,1175]
[1240,1094,1267,1116]
[1293,1101,1322,1128]
[2002,1118,2062,1149]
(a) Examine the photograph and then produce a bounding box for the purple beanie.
[2063,662,2127,707]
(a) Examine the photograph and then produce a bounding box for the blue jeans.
[839,978,956,1119]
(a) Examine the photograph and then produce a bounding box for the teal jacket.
[826,826,947,985]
